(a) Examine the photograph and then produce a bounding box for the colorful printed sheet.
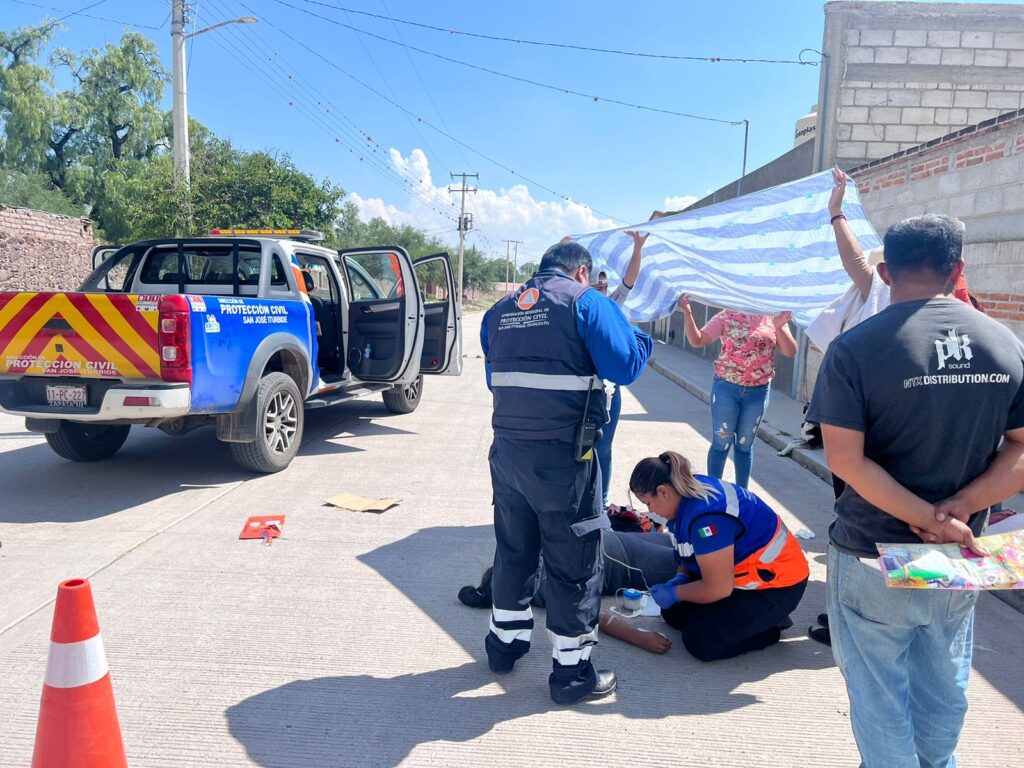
[878,530,1024,590]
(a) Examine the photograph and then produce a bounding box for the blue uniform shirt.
[481,269,652,390]
[667,475,779,578]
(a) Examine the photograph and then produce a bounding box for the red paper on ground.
[239,515,285,540]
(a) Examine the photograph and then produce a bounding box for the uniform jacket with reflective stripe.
[667,475,780,574]
[482,271,608,440]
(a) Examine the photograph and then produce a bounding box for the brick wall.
[850,110,1024,335]
[817,2,1024,170]
[0,205,96,292]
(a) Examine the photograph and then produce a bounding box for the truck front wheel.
[230,372,304,473]
[45,422,131,462]
[383,374,423,414]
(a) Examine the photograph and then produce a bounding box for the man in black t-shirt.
[809,214,1024,768]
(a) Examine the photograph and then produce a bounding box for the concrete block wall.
[0,205,96,293]
[818,2,1024,170]
[850,111,1024,337]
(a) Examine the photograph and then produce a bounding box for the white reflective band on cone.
[44,635,109,689]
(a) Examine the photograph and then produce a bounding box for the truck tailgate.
[0,292,161,381]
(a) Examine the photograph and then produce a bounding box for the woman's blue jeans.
[596,386,622,508]
[706,377,770,489]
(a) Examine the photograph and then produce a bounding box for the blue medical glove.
[650,577,684,610]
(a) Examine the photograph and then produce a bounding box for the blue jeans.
[596,386,622,508]
[827,546,977,768]
[707,377,770,489]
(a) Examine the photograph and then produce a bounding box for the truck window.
[139,245,282,286]
[343,253,403,301]
[79,245,144,292]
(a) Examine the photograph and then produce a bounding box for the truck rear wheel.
[230,372,304,473]
[383,374,423,414]
[45,422,131,462]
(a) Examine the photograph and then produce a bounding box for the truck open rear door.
[413,252,462,376]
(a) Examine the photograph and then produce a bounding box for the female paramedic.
[628,451,809,661]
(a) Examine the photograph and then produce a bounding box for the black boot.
[550,661,616,704]
[458,567,493,609]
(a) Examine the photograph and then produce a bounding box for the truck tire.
[45,422,131,462]
[382,374,423,414]
[230,372,304,473]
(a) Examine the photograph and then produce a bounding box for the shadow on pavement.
[227,525,836,767]
[0,402,416,524]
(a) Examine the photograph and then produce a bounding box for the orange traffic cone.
[32,578,126,768]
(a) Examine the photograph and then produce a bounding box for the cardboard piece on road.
[324,493,401,513]
[240,515,285,540]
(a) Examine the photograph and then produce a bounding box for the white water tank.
[795,105,817,147]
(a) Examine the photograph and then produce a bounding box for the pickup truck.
[0,230,463,472]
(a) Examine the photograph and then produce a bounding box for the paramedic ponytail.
[629,451,712,501]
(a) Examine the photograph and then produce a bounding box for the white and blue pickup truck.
[0,229,462,472]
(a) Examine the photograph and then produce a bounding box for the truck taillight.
[158,295,192,383]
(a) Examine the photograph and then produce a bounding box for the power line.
[332,2,449,178]
[379,0,472,171]
[228,0,458,215]
[17,0,113,43]
[201,0,452,214]
[5,0,162,29]
[269,0,744,126]
[192,2,460,223]
[250,10,627,223]
[292,0,819,67]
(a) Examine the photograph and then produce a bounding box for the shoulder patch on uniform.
[697,525,718,538]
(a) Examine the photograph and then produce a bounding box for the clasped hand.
[910,495,987,556]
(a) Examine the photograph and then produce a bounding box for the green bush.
[0,168,84,216]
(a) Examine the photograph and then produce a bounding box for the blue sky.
[2,1,878,258]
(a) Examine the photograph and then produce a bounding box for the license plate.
[46,384,88,408]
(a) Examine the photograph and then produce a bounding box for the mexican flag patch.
[697,525,718,539]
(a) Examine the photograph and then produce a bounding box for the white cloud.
[662,194,699,212]
[348,148,618,263]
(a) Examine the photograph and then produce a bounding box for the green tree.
[0,22,57,171]
[517,261,538,281]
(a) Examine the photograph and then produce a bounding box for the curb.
[648,357,833,486]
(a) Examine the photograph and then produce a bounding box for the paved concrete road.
[2,313,1023,767]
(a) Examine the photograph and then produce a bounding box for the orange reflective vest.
[732,518,809,590]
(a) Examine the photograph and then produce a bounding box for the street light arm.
[184,17,257,39]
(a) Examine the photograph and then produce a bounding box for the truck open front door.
[337,247,424,383]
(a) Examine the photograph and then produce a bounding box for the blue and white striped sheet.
[571,171,882,327]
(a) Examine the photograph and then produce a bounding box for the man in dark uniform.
[480,240,652,704]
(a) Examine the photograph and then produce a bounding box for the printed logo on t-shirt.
[935,328,973,371]
[697,525,718,538]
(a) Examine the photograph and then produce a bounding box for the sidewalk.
[648,339,1024,614]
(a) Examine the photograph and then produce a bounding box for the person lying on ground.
[628,451,809,662]
[458,529,677,654]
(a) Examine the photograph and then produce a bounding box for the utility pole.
[449,172,478,304]
[513,241,522,284]
[502,239,523,294]
[171,3,256,191]
[171,0,190,188]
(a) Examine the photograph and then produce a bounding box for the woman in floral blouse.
[679,296,797,488]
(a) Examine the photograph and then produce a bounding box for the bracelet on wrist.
[830,213,847,225]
